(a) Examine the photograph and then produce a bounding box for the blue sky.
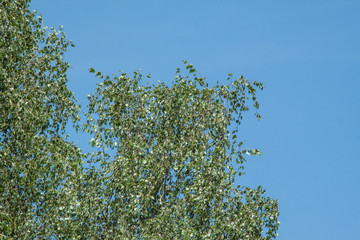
[31,1,360,239]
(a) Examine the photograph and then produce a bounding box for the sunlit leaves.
[0,1,279,238]
[82,63,279,239]
[0,0,82,238]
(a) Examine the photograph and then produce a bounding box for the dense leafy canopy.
[0,0,82,238]
[0,0,279,239]
[81,66,279,239]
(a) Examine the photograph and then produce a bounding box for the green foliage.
[0,1,279,239]
[0,0,82,238]
[80,63,279,239]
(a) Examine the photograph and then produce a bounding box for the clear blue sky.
[30,1,360,239]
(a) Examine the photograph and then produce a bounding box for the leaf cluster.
[0,1,279,239]
[1,1,82,238]
[79,63,279,239]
